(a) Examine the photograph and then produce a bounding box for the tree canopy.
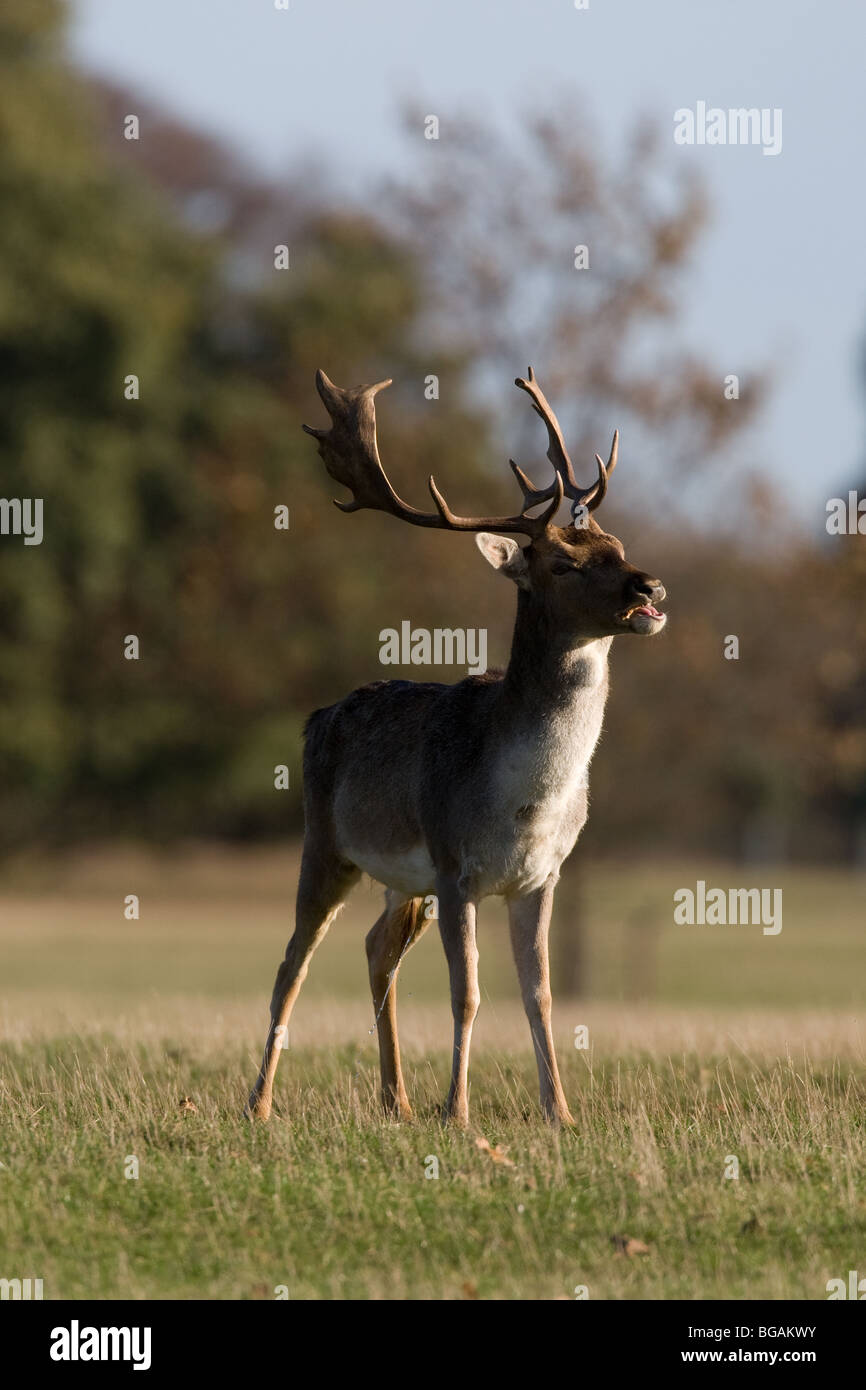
[1,0,863,863]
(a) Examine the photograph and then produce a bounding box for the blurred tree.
[0,1,498,848]
[384,105,765,515]
[0,0,862,880]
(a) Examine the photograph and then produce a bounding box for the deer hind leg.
[365,892,431,1119]
[245,848,359,1121]
[507,879,574,1125]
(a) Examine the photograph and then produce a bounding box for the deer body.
[246,369,666,1126]
[316,634,608,902]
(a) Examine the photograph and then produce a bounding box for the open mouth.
[623,604,663,620]
[618,602,666,631]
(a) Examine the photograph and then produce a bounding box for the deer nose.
[630,576,666,605]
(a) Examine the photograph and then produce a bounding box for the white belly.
[342,843,437,897]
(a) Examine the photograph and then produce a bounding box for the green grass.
[0,847,864,1299]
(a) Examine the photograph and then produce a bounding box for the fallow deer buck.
[246,367,666,1126]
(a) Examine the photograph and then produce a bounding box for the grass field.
[1,846,864,1300]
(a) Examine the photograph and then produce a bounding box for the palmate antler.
[303,367,617,538]
[511,367,618,516]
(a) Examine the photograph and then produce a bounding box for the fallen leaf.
[611,1234,650,1257]
[475,1136,515,1167]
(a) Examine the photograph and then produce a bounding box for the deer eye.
[551,561,577,576]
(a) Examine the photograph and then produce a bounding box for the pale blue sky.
[68,0,866,528]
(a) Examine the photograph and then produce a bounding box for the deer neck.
[494,589,612,793]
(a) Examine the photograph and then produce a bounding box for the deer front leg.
[436,878,480,1127]
[507,879,574,1125]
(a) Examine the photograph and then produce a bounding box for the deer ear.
[475,532,530,587]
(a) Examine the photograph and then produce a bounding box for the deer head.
[303,368,666,641]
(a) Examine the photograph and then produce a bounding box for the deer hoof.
[388,1101,414,1122]
[244,1092,272,1122]
[543,1106,576,1128]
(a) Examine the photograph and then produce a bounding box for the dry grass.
[1,846,864,1299]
